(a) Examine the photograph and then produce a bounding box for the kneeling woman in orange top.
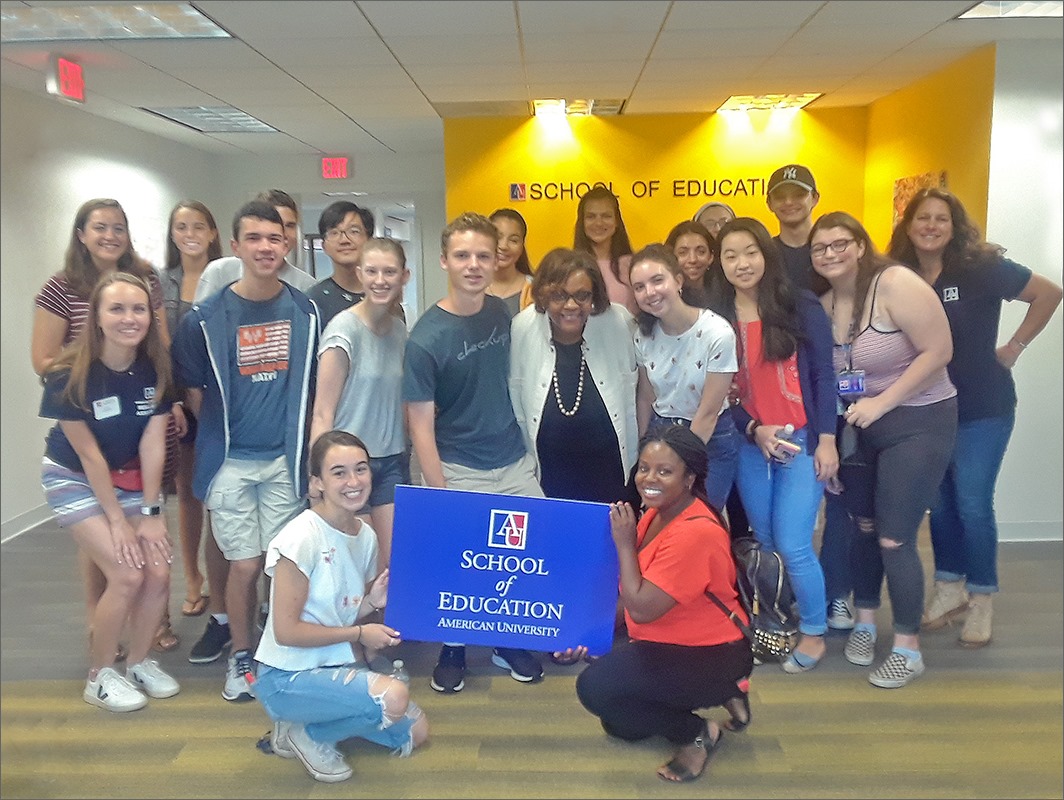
[574,425,753,783]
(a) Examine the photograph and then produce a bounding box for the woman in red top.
[574,425,752,783]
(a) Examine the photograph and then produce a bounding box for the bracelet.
[745,419,761,443]
[368,601,381,612]
[1010,337,1028,350]
[355,625,362,644]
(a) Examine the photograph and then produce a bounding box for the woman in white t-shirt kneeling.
[254,430,429,783]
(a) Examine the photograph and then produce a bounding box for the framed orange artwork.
[893,171,947,227]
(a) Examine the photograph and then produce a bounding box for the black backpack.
[706,536,800,663]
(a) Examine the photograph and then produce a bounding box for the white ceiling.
[2,0,1061,162]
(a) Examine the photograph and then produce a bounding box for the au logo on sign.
[489,510,527,550]
[509,183,526,201]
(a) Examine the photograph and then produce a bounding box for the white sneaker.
[271,721,296,759]
[287,724,353,783]
[827,598,855,630]
[127,658,180,698]
[84,667,147,712]
[222,651,257,702]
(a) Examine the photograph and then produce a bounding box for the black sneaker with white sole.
[430,645,466,693]
[188,617,231,664]
[492,647,543,683]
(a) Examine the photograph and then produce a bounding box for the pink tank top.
[844,274,955,407]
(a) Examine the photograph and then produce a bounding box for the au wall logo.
[509,183,526,201]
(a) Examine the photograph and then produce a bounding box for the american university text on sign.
[387,485,619,655]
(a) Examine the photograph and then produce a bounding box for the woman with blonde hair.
[39,271,179,711]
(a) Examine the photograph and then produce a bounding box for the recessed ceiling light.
[140,106,276,133]
[322,191,368,197]
[0,3,230,43]
[716,93,822,112]
[530,98,625,117]
[959,1,1062,18]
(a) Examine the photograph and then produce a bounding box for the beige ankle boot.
[922,580,969,630]
[959,594,992,648]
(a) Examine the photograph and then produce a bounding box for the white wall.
[0,86,224,539]
[987,40,1064,541]
[0,85,447,537]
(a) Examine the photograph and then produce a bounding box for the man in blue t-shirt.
[172,200,318,705]
[403,211,544,694]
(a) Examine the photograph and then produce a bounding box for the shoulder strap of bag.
[705,588,754,643]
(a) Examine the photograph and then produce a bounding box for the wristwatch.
[140,504,162,516]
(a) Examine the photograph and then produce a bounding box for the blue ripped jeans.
[256,663,420,755]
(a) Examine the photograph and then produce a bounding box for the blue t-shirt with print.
[40,356,171,472]
[402,295,525,470]
[223,287,297,459]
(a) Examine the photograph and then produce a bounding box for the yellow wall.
[444,108,867,268]
[864,45,996,248]
[443,46,996,267]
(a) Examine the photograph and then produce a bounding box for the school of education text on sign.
[387,485,619,656]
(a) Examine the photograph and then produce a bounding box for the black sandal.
[723,691,751,732]
[658,719,723,783]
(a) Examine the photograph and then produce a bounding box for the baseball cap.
[768,164,817,195]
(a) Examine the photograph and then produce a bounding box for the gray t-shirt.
[318,309,407,458]
[402,296,525,470]
[195,256,316,302]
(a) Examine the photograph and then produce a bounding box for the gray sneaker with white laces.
[222,650,257,702]
[868,651,925,689]
[287,724,353,783]
[827,598,856,630]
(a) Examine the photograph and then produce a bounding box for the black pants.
[576,638,752,744]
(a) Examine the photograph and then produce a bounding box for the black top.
[536,340,628,504]
[933,256,1031,421]
[775,237,830,296]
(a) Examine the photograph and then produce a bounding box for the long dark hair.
[573,186,633,285]
[710,217,803,361]
[63,198,153,297]
[887,187,1003,273]
[665,219,716,308]
[489,208,533,276]
[810,211,895,337]
[164,200,222,272]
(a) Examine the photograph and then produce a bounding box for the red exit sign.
[321,157,349,180]
[47,55,85,103]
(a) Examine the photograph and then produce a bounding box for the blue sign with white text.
[387,485,619,656]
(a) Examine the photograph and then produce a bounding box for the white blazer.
[509,302,640,480]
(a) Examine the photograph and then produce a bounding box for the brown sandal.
[152,616,180,652]
[181,594,209,617]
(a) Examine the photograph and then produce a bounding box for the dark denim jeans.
[930,412,1015,594]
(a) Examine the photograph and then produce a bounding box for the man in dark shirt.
[766,164,829,296]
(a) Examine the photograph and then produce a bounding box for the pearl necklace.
[551,348,586,417]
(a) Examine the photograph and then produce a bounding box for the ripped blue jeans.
[256,663,421,755]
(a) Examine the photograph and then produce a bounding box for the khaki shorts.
[441,451,544,498]
[205,455,306,560]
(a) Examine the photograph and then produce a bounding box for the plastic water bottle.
[390,659,410,684]
[775,424,801,463]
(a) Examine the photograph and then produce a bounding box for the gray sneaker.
[868,651,925,689]
[222,651,256,702]
[271,721,296,759]
[844,629,876,666]
[287,724,353,783]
